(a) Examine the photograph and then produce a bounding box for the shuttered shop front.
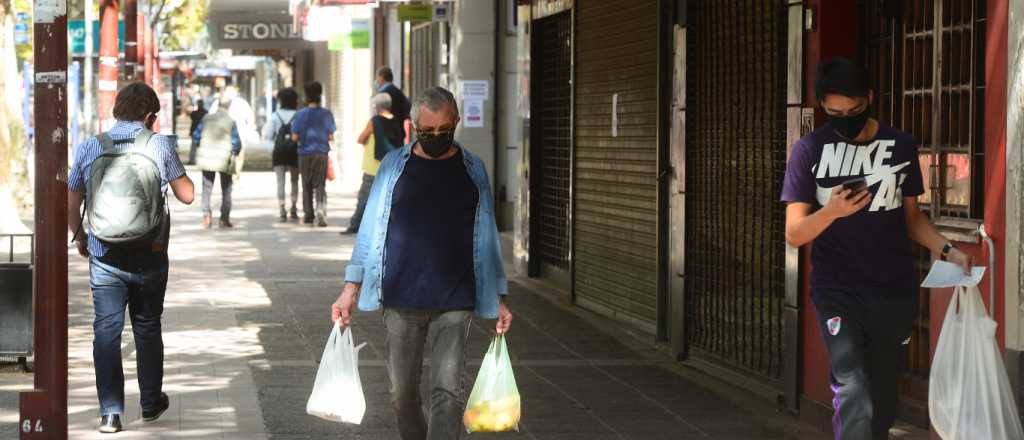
[574,0,659,333]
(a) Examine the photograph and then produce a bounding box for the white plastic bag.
[929,285,1024,440]
[306,322,367,424]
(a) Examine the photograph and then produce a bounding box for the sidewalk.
[0,170,923,439]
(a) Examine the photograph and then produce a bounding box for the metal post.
[19,0,69,437]
[124,0,138,81]
[98,0,119,131]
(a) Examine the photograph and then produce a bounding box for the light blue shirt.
[345,143,508,319]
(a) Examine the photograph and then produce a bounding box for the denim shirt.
[345,143,508,318]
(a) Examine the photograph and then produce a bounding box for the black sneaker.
[339,227,358,235]
[290,208,299,220]
[98,414,122,433]
[142,393,170,422]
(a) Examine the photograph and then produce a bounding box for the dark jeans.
[89,252,169,416]
[299,154,328,222]
[384,308,473,440]
[349,173,375,229]
[812,286,918,440]
[201,171,233,219]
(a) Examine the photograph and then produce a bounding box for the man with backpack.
[193,93,243,228]
[261,87,300,222]
[67,82,195,433]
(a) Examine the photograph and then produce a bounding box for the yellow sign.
[397,4,433,22]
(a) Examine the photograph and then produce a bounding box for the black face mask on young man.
[828,108,870,141]
[418,132,455,158]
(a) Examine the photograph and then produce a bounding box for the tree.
[0,0,30,232]
[161,0,206,51]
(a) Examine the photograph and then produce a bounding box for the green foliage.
[162,0,206,51]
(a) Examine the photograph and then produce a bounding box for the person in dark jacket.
[375,67,411,142]
[187,100,207,165]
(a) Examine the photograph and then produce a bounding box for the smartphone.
[841,177,868,198]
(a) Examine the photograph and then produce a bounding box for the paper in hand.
[921,260,986,288]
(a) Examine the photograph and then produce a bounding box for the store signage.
[221,22,300,41]
[398,4,433,22]
[69,20,125,55]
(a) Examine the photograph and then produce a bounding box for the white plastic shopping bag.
[306,322,367,424]
[929,285,1024,439]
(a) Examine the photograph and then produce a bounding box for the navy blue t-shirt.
[781,122,925,290]
[383,149,479,310]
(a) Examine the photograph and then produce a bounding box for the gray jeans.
[201,171,233,218]
[274,165,299,211]
[384,308,473,440]
[349,173,375,229]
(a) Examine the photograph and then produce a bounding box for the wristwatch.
[941,243,955,260]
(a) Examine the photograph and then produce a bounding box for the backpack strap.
[97,133,115,153]
[135,128,155,150]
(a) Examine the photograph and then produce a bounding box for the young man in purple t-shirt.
[781,58,972,440]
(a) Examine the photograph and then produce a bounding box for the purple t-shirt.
[781,122,925,290]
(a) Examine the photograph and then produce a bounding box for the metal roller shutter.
[574,0,659,333]
[684,0,787,382]
[409,22,437,101]
[531,12,572,275]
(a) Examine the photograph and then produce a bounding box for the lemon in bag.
[464,335,521,433]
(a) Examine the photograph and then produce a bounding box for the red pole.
[19,0,69,438]
[97,0,120,131]
[124,0,138,80]
[143,18,152,86]
[137,14,147,83]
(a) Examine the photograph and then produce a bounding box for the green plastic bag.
[464,335,521,433]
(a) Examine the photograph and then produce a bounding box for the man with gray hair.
[331,86,513,439]
[342,92,404,234]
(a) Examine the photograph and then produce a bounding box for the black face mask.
[828,109,870,140]
[418,132,455,158]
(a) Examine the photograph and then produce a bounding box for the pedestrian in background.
[375,67,412,142]
[291,81,336,227]
[342,92,403,235]
[262,87,301,222]
[67,82,195,433]
[187,99,206,165]
[332,87,512,440]
[194,94,242,229]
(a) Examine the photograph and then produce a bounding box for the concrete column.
[1005,0,1024,405]
[449,0,497,187]
[495,0,520,229]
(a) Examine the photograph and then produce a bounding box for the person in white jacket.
[262,88,301,221]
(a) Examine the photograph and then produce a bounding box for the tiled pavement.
[1,170,929,439]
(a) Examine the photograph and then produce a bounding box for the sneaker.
[142,393,170,422]
[202,214,213,229]
[317,219,328,228]
[219,218,234,228]
[339,227,358,235]
[279,208,288,222]
[290,207,299,220]
[98,414,122,433]
[302,217,315,226]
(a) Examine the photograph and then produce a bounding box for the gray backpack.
[85,129,165,245]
